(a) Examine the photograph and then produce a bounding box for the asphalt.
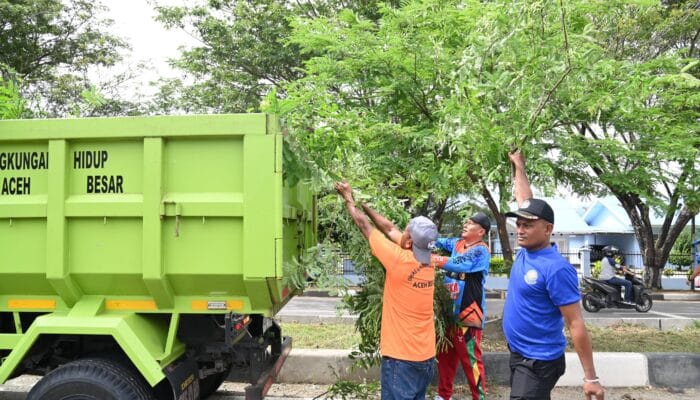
[276,290,700,389]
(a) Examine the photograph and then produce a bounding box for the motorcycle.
[581,273,653,313]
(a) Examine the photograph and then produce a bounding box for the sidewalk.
[657,290,700,301]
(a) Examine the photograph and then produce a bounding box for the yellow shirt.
[369,229,436,361]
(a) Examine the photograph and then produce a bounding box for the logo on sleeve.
[524,269,538,285]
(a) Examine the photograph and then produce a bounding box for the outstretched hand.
[334,179,354,204]
[508,149,526,169]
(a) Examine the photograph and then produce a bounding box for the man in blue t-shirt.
[503,151,605,400]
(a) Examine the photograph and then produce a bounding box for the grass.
[579,322,700,353]
[281,322,362,349]
[281,320,700,353]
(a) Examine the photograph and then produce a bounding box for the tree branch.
[529,66,571,129]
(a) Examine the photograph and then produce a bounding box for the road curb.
[646,353,700,388]
[277,349,700,388]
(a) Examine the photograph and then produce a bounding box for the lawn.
[281,320,700,353]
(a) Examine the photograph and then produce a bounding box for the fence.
[334,251,694,278]
[488,251,693,278]
[338,255,356,275]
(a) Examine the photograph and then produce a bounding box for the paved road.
[277,296,700,325]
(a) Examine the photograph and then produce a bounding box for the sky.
[100,0,198,98]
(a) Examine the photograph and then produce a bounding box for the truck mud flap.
[244,336,292,400]
[163,356,200,400]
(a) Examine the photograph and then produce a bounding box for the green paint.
[0,114,316,385]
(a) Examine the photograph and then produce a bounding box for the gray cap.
[407,216,438,264]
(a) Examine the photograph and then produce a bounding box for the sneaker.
[622,301,636,306]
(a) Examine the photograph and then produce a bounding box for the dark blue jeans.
[381,356,436,400]
[606,276,633,302]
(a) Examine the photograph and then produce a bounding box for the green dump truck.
[0,114,316,399]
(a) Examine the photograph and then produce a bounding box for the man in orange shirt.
[335,179,438,400]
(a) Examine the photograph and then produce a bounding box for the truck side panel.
[0,114,314,314]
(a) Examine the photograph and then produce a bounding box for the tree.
[543,0,700,288]
[275,0,599,361]
[669,230,694,268]
[0,75,25,119]
[0,0,136,117]
[274,0,698,361]
[151,0,400,114]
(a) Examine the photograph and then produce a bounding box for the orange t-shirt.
[369,229,436,361]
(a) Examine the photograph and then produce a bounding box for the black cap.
[505,198,554,224]
[469,212,491,232]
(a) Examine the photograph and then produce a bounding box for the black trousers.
[509,350,566,400]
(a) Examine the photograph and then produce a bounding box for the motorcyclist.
[599,245,635,305]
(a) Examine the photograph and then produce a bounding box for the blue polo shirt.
[503,246,581,360]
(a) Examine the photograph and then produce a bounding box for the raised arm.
[508,150,534,207]
[432,246,490,274]
[361,203,403,244]
[334,180,374,239]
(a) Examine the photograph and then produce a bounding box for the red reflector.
[235,323,242,330]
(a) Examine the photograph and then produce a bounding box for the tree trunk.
[493,211,513,264]
[617,195,696,290]
[475,179,513,265]
[644,265,662,290]
[643,260,663,290]
[431,198,448,232]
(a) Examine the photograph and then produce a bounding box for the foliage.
[489,258,509,276]
[592,260,602,279]
[540,0,700,288]
[274,0,699,362]
[0,0,140,117]
[324,379,380,400]
[0,75,25,119]
[669,231,694,267]
[433,273,455,354]
[151,0,400,114]
[283,242,350,294]
[154,0,698,365]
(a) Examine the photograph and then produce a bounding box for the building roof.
[580,198,633,233]
[505,197,599,234]
[505,196,673,235]
[582,196,669,232]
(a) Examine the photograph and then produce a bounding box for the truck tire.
[27,358,155,400]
